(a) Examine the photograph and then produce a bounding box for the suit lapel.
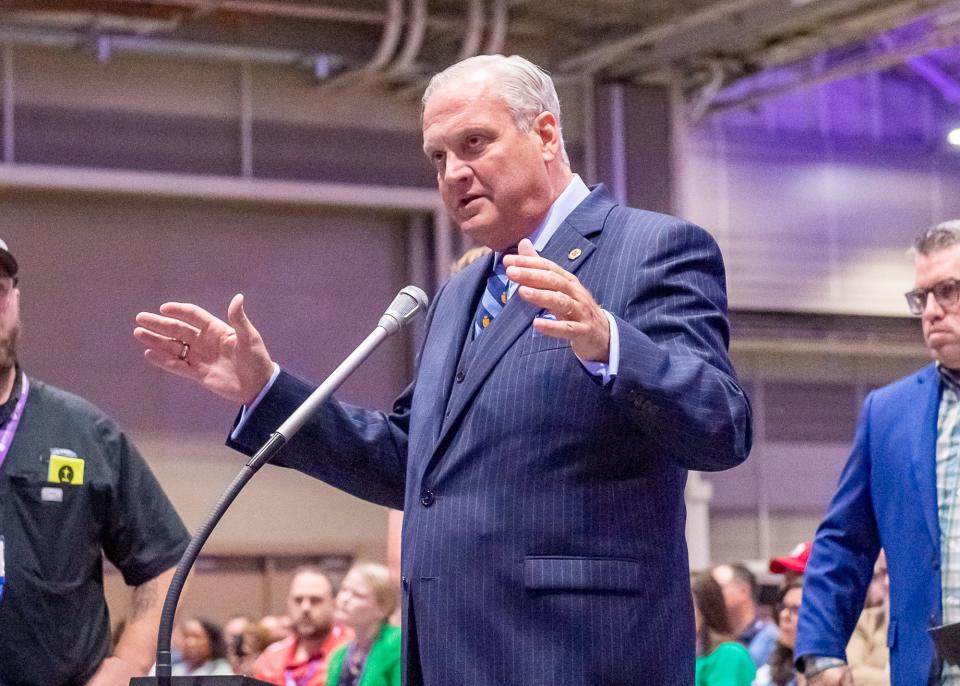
[429,186,615,460]
[423,254,491,443]
[909,365,942,552]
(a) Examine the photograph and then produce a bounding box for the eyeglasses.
[779,603,801,617]
[905,279,960,315]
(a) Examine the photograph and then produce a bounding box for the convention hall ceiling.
[2,0,960,112]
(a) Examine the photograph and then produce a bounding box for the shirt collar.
[494,174,590,262]
[288,626,347,665]
[0,365,22,427]
[939,363,960,394]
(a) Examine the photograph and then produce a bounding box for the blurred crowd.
[693,542,890,686]
[128,562,401,686]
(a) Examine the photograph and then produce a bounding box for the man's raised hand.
[503,238,610,363]
[134,293,275,406]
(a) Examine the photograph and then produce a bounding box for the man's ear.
[532,111,562,162]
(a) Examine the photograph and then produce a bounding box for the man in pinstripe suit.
[135,54,752,685]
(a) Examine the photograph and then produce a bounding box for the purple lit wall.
[679,58,960,317]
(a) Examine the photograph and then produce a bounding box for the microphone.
[138,285,429,686]
[378,285,429,335]
[275,285,427,442]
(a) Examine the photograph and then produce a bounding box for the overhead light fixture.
[949,128,960,147]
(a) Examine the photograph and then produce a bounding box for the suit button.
[401,575,409,589]
[420,490,435,507]
[455,370,465,383]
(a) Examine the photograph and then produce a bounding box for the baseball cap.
[769,540,812,574]
[0,239,17,278]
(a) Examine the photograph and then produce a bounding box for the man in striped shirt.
[797,220,960,686]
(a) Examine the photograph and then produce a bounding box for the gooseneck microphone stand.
[132,286,429,686]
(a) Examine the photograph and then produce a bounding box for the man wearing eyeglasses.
[797,220,960,685]
[0,239,190,686]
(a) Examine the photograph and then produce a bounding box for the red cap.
[769,540,812,574]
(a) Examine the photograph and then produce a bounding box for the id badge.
[48,449,84,485]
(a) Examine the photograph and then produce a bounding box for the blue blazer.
[229,186,752,685]
[797,364,942,686]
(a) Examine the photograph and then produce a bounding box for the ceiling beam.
[558,0,791,75]
[705,15,960,113]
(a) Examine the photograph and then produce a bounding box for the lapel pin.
[567,247,583,260]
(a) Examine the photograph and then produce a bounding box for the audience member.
[450,245,492,275]
[259,614,292,643]
[755,581,805,686]
[224,615,251,674]
[0,237,190,686]
[713,563,779,667]
[796,222,960,685]
[172,617,234,676]
[326,563,401,686]
[769,541,811,588]
[254,567,349,686]
[845,552,890,686]
[232,618,282,677]
[693,572,757,686]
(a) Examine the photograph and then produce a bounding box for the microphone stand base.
[132,677,274,685]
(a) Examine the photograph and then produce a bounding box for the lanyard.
[0,374,28,471]
[284,657,320,686]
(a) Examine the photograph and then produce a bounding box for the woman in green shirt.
[693,573,757,686]
[326,563,401,686]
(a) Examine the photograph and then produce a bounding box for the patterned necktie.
[473,253,510,337]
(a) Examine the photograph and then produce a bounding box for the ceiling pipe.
[398,0,509,100]
[383,0,427,80]
[395,0,500,100]
[483,0,507,55]
[457,0,484,61]
[907,54,960,103]
[0,25,311,65]
[113,0,386,26]
[110,0,523,33]
[319,0,403,89]
[602,0,929,83]
[558,0,775,75]
[877,32,960,104]
[687,59,726,122]
[706,18,960,114]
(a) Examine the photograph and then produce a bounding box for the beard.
[0,321,20,374]
[294,615,333,641]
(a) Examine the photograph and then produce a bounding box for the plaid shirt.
[937,369,960,684]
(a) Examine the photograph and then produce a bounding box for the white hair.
[912,220,960,256]
[422,54,570,166]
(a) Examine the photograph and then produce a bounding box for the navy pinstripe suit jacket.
[228,185,752,685]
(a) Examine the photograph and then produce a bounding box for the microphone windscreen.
[379,285,429,334]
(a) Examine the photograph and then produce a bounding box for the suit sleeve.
[227,373,412,509]
[795,392,881,663]
[606,218,751,471]
[224,283,451,509]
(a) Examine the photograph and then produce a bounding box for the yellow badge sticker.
[48,454,84,485]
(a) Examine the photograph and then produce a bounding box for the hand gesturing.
[134,294,275,406]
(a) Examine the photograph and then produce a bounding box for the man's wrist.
[801,655,847,677]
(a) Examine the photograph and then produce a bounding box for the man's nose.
[442,152,471,182]
[925,290,944,317]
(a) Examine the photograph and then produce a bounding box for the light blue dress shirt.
[514,174,619,384]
